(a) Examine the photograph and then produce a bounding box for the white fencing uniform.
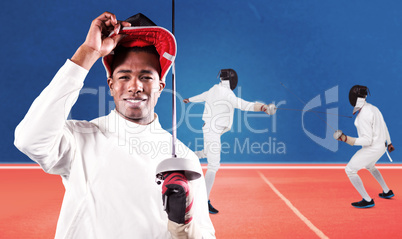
[188,81,255,198]
[345,101,392,201]
[14,60,215,239]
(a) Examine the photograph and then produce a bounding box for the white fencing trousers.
[345,144,388,200]
[199,123,226,199]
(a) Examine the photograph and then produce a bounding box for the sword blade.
[276,107,352,118]
[280,82,338,131]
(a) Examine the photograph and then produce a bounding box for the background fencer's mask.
[349,85,370,114]
[218,69,238,90]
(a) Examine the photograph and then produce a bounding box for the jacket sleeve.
[14,60,88,175]
[229,94,255,111]
[381,111,392,145]
[385,123,392,145]
[354,111,374,146]
[189,91,208,103]
[189,173,216,238]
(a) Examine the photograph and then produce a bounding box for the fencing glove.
[162,172,201,239]
[333,130,356,146]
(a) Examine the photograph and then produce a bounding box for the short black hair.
[111,45,161,77]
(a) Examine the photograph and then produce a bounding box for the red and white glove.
[262,104,277,115]
[162,171,193,225]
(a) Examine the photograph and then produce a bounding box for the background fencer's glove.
[263,104,277,115]
[388,144,395,153]
[333,130,343,140]
[333,129,356,146]
[162,171,193,225]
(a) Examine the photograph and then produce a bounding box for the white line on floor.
[206,165,402,169]
[1,165,401,170]
[0,166,41,169]
[258,171,329,239]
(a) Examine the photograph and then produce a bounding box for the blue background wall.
[2,0,401,164]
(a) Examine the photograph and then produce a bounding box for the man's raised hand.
[71,12,131,70]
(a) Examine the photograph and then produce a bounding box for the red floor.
[209,165,402,239]
[1,164,401,238]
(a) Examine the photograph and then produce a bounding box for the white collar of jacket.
[109,109,165,135]
[353,97,366,114]
[219,80,231,89]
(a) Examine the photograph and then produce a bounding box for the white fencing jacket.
[189,81,255,133]
[354,101,391,147]
[14,60,215,239]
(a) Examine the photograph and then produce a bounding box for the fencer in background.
[334,85,395,208]
[183,69,276,214]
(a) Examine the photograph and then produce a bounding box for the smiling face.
[107,49,165,125]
